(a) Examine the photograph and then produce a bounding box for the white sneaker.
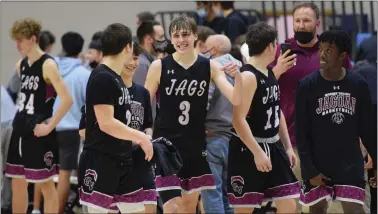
[31,210,41,214]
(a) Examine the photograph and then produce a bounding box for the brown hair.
[293,2,320,20]
[195,25,216,47]
[169,15,197,36]
[10,18,42,41]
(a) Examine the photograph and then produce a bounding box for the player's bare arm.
[144,59,162,104]
[34,59,73,137]
[94,104,153,161]
[210,59,242,106]
[79,129,85,139]
[278,111,297,168]
[15,59,22,77]
[232,71,271,172]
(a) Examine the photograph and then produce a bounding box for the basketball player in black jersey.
[227,22,300,213]
[5,18,73,214]
[78,23,153,213]
[144,15,243,213]
[79,42,157,213]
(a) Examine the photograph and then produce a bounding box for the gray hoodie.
[206,54,242,138]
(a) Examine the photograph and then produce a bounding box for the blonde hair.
[10,18,42,41]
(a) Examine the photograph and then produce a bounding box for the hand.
[274,50,296,75]
[138,133,154,161]
[309,173,330,186]
[286,148,297,169]
[34,123,53,137]
[365,154,373,169]
[371,170,377,188]
[221,62,239,78]
[253,149,272,172]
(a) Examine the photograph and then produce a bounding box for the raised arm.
[144,59,162,104]
[210,60,242,106]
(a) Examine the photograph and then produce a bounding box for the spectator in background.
[91,30,103,41]
[195,25,216,55]
[195,1,224,34]
[268,4,352,208]
[53,32,90,214]
[234,34,246,49]
[7,30,56,103]
[355,31,377,64]
[38,30,56,54]
[85,39,103,70]
[355,36,377,214]
[135,20,164,85]
[1,86,17,213]
[229,45,243,64]
[201,34,241,214]
[212,1,247,43]
[136,11,155,27]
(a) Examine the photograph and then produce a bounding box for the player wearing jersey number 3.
[145,15,243,213]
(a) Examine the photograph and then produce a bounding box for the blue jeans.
[201,135,234,214]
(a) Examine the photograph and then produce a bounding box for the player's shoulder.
[133,83,148,93]
[151,58,162,68]
[133,83,151,99]
[42,57,58,70]
[88,65,116,84]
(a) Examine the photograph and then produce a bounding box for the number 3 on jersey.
[17,92,35,114]
[264,105,279,130]
[179,101,190,125]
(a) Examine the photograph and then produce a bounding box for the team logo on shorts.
[83,169,98,192]
[231,176,244,195]
[44,151,54,169]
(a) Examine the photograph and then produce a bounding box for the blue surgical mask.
[216,11,223,17]
[197,8,207,18]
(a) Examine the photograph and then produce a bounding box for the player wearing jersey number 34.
[145,15,243,213]
[5,18,73,214]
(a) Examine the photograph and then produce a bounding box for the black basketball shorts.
[5,129,59,183]
[155,149,216,205]
[227,136,300,208]
[300,179,366,206]
[78,150,147,213]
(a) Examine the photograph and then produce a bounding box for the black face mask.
[294,31,314,44]
[153,40,169,53]
[89,61,99,69]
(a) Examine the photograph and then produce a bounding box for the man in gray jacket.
[201,34,242,214]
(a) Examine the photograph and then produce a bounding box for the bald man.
[201,34,242,214]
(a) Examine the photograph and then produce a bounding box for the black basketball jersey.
[84,64,133,161]
[15,54,57,121]
[242,64,281,143]
[153,55,210,151]
[127,82,153,132]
